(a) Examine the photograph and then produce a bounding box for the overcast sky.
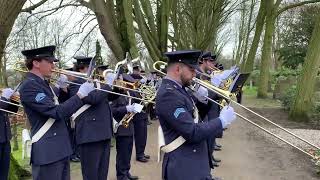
[15,0,237,66]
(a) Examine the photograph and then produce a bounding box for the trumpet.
[152,60,320,158]
[121,84,156,128]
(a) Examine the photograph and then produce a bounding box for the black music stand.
[228,73,250,93]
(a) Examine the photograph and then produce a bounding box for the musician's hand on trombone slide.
[77,82,95,99]
[104,72,117,86]
[1,88,14,100]
[55,74,68,89]
[193,86,208,103]
[219,105,236,128]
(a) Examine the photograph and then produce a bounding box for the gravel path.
[67,107,319,180]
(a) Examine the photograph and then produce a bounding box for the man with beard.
[156,50,236,180]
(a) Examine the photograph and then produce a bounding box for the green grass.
[242,86,282,108]
[243,86,258,96]
[10,124,31,171]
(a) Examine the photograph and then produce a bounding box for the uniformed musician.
[156,50,236,180]
[198,52,223,169]
[19,45,95,180]
[68,57,117,180]
[0,88,15,180]
[111,75,140,180]
[130,65,150,163]
[56,68,80,163]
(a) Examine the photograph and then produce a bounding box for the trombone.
[0,86,24,116]
[153,61,320,158]
[52,69,152,96]
[13,61,155,104]
[0,96,23,116]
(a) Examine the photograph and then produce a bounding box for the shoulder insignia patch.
[35,93,46,102]
[174,108,186,118]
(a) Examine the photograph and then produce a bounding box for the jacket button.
[93,118,96,121]
[53,133,57,136]
[193,149,196,152]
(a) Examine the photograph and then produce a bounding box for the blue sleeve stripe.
[174,108,186,118]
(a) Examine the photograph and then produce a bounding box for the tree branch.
[21,0,49,13]
[76,0,91,9]
[277,0,320,16]
[72,24,98,57]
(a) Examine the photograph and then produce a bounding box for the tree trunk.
[257,0,275,98]
[0,0,26,86]
[133,0,162,61]
[157,0,171,53]
[117,0,138,59]
[241,0,266,72]
[88,0,125,60]
[289,13,320,121]
[240,0,256,66]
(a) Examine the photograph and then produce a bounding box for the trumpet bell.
[115,80,140,90]
[102,69,114,78]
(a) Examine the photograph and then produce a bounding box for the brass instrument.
[121,84,156,128]
[0,89,23,116]
[152,60,320,158]
[196,66,234,91]
[13,61,155,104]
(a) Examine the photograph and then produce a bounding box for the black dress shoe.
[136,156,148,163]
[144,154,150,159]
[214,145,221,151]
[213,157,221,163]
[127,174,139,180]
[212,176,222,180]
[70,157,80,162]
[212,161,219,167]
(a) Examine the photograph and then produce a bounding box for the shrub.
[280,85,297,111]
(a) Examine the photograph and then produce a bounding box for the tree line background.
[2,0,320,121]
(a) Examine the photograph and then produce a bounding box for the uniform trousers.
[0,142,10,180]
[32,157,70,180]
[133,118,147,158]
[116,136,133,180]
[79,139,110,180]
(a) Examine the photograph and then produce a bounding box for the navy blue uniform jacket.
[19,73,84,165]
[0,97,12,143]
[68,77,114,144]
[156,78,223,180]
[111,95,134,136]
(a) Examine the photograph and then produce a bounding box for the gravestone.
[273,76,297,99]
